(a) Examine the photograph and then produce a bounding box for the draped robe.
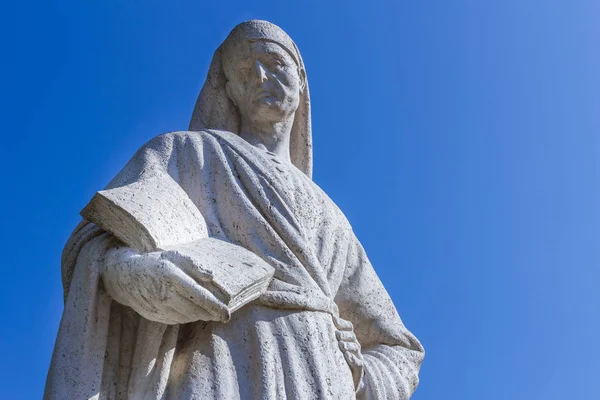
[45,129,424,400]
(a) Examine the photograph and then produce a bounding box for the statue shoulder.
[143,129,237,149]
[145,130,209,147]
[124,129,243,172]
[303,178,354,233]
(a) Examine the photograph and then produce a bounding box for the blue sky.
[1,1,599,398]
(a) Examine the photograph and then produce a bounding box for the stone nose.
[254,60,268,83]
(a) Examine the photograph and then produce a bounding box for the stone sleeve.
[334,235,425,399]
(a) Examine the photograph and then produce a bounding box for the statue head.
[189,20,313,178]
[221,21,307,127]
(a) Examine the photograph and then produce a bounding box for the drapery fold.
[45,130,423,399]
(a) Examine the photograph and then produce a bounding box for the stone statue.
[45,20,424,399]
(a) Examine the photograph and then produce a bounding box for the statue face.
[225,40,304,125]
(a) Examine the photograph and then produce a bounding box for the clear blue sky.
[1,1,599,398]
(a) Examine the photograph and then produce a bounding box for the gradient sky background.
[1,1,599,399]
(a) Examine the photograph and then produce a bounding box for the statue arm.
[101,244,230,324]
[84,132,228,324]
[101,132,245,324]
[334,235,424,399]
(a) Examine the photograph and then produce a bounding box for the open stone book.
[81,173,275,316]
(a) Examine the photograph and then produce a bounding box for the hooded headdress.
[189,20,313,178]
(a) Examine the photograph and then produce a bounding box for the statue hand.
[335,320,365,391]
[102,246,228,324]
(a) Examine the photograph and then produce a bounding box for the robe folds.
[45,129,424,400]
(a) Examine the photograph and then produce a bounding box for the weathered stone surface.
[45,20,424,400]
[81,172,209,252]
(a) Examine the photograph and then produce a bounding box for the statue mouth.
[255,89,273,100]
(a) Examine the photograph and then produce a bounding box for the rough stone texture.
[81,172,276,323]
[45,20,424,400]
[81,172,209,252]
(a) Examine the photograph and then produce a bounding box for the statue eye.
[271,59,286,70]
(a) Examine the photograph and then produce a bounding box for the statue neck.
[239,115,293,163]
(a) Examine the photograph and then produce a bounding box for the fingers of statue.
[104,249,227,324]
[335,330,358,343]
[337,335,363,365]
[339,341,361,354]
[159,288,218,324]
[159,298,215,325]
[154,257,229,319]
[140,256,228,323]
[335,328,364,387]
[342,349,364,387]
[343,351,364,369]
[335,318,354,331]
